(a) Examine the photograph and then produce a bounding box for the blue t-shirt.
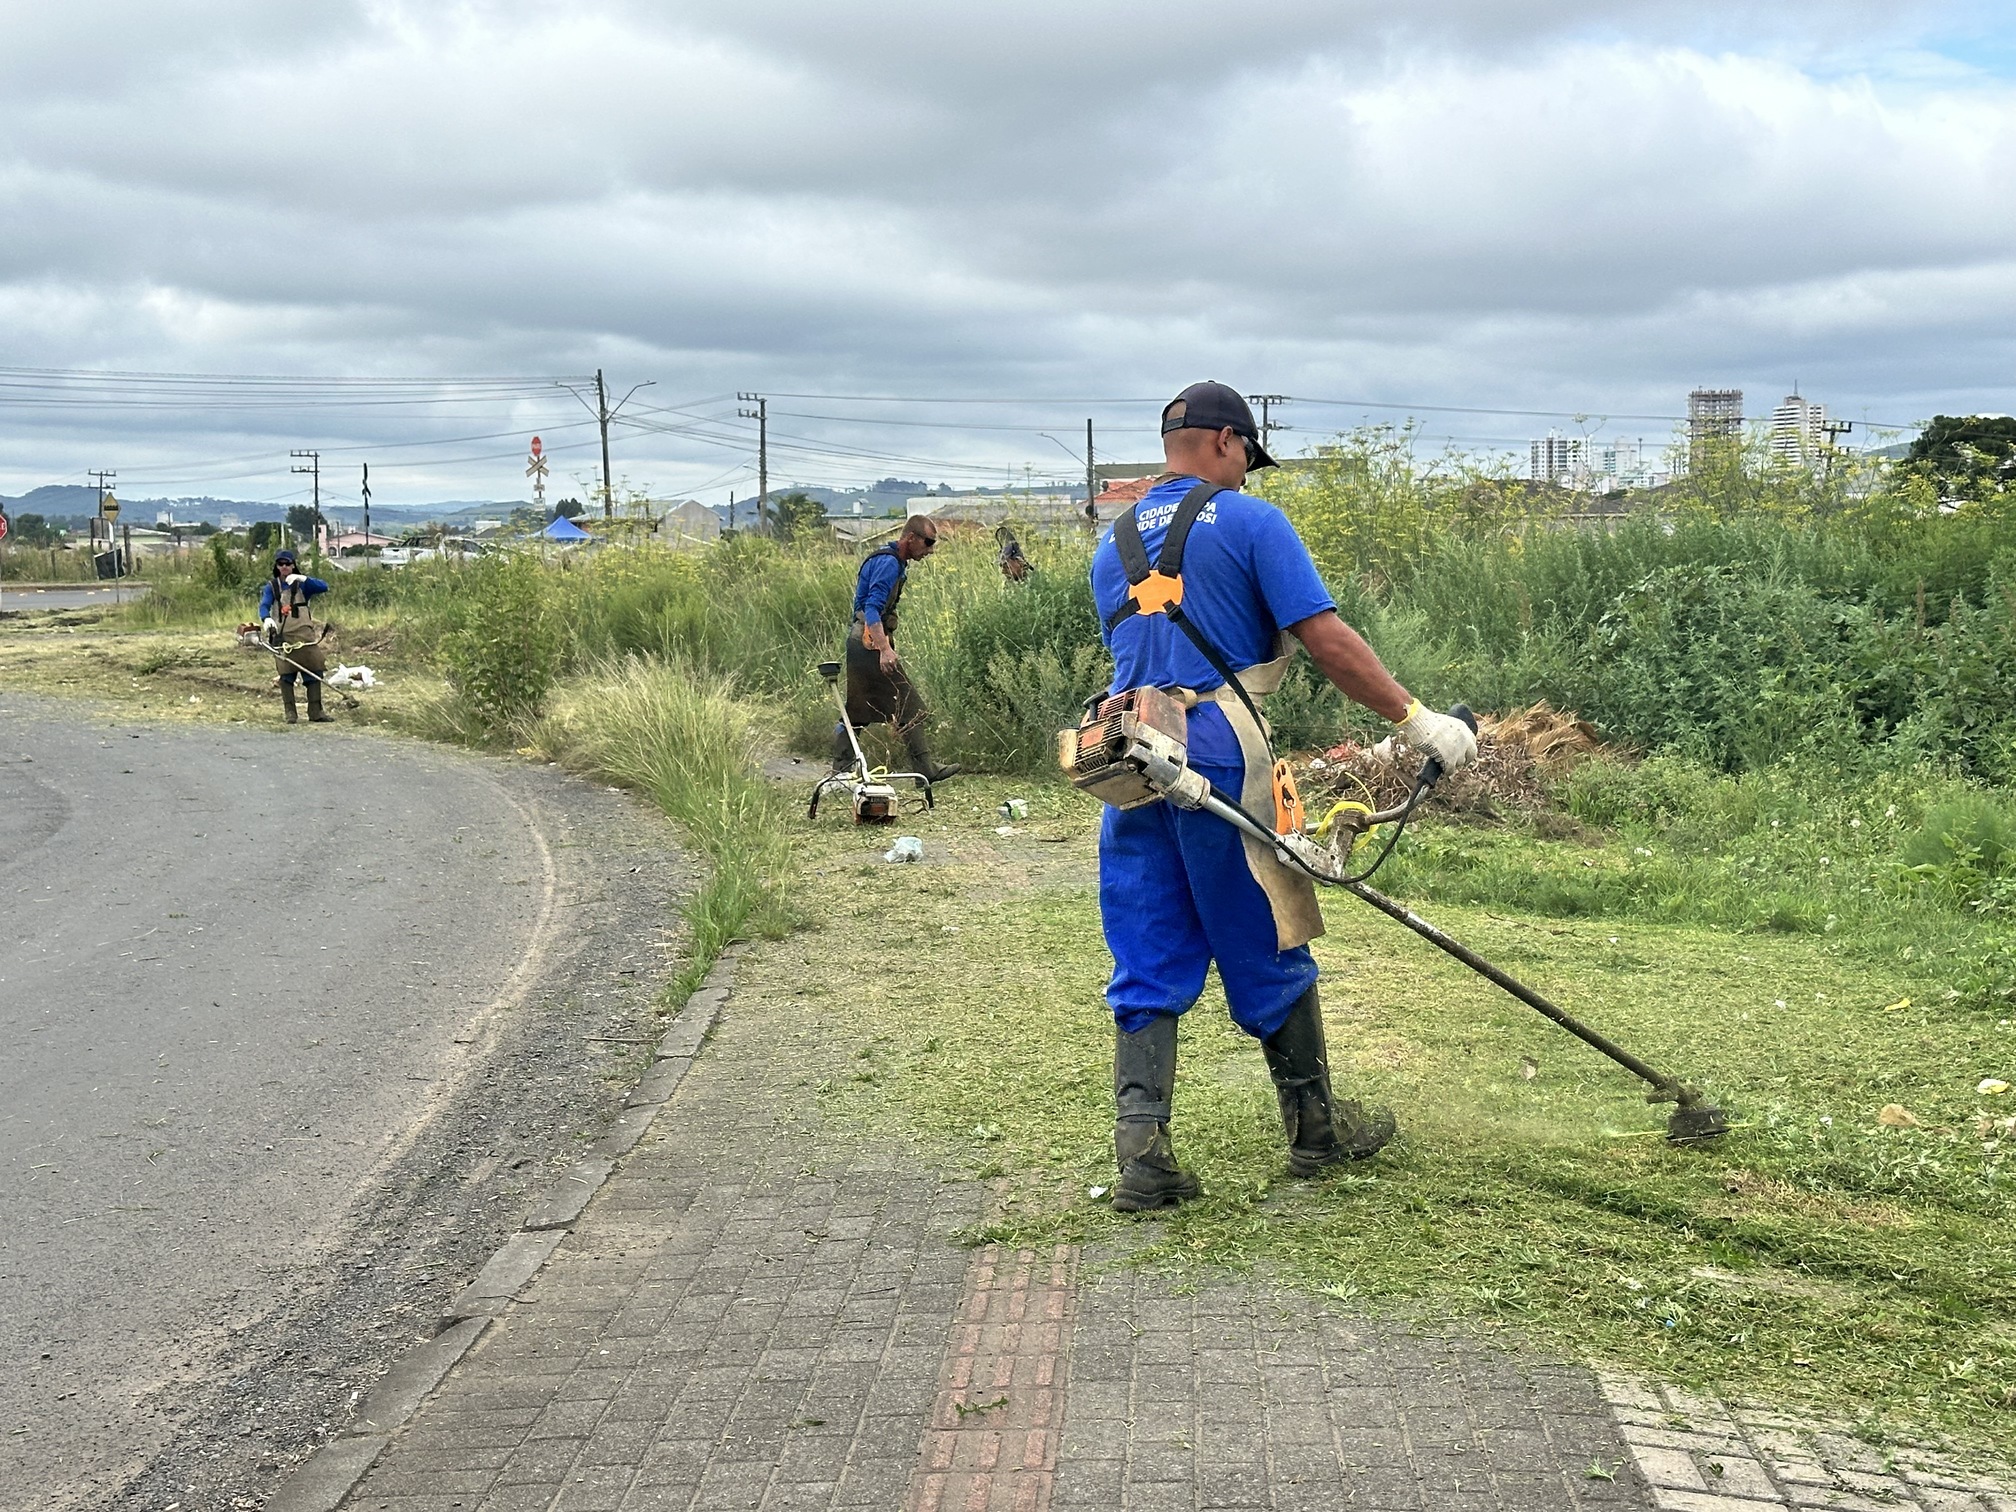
[1092,477,1334,767]
[852,548,904,625]
[258,576,329,618]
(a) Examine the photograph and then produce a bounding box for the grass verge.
[751,774,2016,1459]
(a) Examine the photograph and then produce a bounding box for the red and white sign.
[0,513,9,541]
[529,436,543,459]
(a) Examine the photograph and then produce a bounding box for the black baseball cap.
[1160,381,1277,469]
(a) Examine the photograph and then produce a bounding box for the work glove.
[284,572,306,586]
[1394,699,1477,774]
[261,616,279,635]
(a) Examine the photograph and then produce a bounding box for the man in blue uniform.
[835,515,960,782]
[1092,382,1477,1211]
[257,549,334,724]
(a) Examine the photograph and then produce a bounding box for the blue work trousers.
[1099,758,1317,1040]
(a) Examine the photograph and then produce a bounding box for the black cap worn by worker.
[1160,381,1279,470]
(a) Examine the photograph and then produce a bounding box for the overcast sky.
[2,0,2012,510]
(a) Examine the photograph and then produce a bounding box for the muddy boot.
[902,732,960,784]
[281,684,299,724]
[305,682,334,723]
[1112,1014,1200,1213]
[1262,987,1395,1175]
[832,721,856,774]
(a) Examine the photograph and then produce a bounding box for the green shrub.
[439,552,562,730]
[1902,792,2016,875]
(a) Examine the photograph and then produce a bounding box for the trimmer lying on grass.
[1063,686,1731,1145]
[808,659,935,824]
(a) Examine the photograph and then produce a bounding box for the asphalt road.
[0,584,152,613]
[0,694,693,1509]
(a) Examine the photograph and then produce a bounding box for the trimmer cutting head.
[1663,1086,1732,1145]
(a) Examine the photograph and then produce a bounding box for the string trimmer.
[808,659,935,824]
[234,624,364,710]
[1062,689,1730,1145]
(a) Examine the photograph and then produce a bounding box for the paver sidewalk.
[325,967,2011,1512]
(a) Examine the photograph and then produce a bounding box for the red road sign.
[529,436,543,458]
[0,513,9,541]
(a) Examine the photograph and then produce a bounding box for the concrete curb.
[267,944,743,1512]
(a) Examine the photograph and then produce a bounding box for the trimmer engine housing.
[1060,686,1209,810]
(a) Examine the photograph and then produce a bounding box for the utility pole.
[737,393,769,531]
[361,462,372,546]
[87,469,117,565]
[560,372,654,520]
[1084,418,1097,526]
[290,450,321,554]
[1247,394,1289,453]
[1819,418,1855,480]
[595,370,613,518]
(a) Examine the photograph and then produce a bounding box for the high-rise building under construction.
[1687,388,1744,471]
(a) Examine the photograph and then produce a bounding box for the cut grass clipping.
[752,776,2016,1459]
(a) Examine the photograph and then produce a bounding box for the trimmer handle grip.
[1419,703,1478,788]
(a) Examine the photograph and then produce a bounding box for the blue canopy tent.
[542,515,591,541]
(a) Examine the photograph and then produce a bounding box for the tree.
[8,512,59,546]
[247,520,280,550]
[772,491,827,543]
[285,504,320,540]
[1905,415,2016,499]
[554,497,584,520]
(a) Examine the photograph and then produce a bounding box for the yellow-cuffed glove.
[1394,699,1477,773]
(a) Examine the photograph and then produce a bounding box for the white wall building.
[1769,393,1829,468]
[1529,431,1587,486]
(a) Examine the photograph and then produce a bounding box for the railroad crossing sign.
[526,436,548,511]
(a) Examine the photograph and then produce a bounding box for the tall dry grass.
[528,656,793,995]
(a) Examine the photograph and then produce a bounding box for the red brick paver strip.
[907,1243,1075,1512]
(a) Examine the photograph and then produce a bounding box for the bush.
[439,552,562,730]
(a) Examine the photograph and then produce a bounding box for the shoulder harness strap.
[1102,480,1268,733]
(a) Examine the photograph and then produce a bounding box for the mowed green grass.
[754,775,2016,1456]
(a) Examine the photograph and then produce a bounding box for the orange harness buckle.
[1128,570,1184,617]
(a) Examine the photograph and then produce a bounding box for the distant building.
[1769,392,1828,468]
[1688,388,1744,471]
[325,528,399,551]
[906,491,1082,527]
[654,499,721,550]
[1529,431,1587,486]
[1590,437,1669,490]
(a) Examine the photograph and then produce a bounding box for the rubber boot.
[902,731,960,784]
[281,684,299,724]
[305,682,334,723]
[1261,987,1395,1175]
[1112,1014,1200,1213]
[832,721,856,774]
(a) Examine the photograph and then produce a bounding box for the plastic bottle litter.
[883,836,923,864]
[999,798,1029,821]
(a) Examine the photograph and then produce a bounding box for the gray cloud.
[0,0,2009,501]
